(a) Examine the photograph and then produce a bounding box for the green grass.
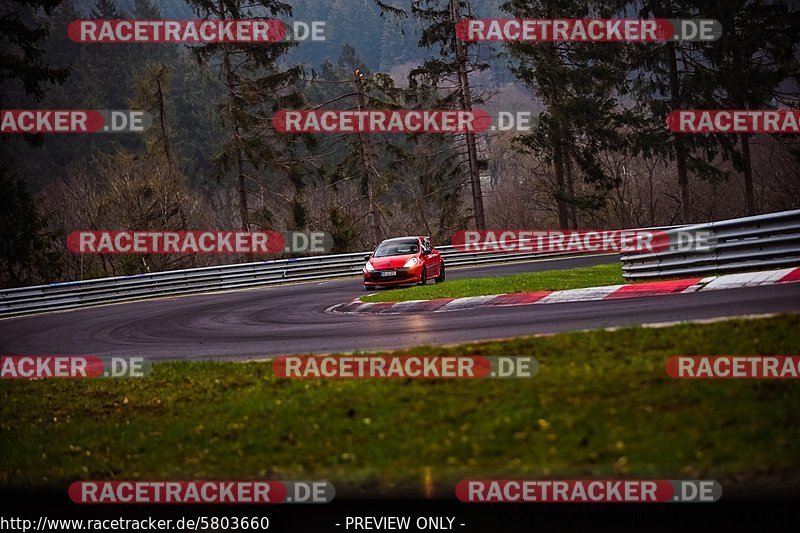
[362,263,625,303]
[2,315,800,496]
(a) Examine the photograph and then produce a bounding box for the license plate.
[380,271,397,277]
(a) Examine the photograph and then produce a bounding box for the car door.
[420,238,440,277]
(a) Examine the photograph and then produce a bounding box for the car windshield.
[373,239,419,257]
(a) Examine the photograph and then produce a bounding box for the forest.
[1,0,798,288]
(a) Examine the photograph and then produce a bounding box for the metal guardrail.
[621,210,800,280]
[0,243,605,318]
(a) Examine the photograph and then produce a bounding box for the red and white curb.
[328,267,800,315]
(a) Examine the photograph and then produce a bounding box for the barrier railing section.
[620,210,800,280]
[0,238,610,317]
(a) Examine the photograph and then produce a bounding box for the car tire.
[435,263,445,283]
[364,285,370,291]
[419,267,427,285]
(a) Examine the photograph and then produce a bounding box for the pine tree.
[184,0,303,231]
[0,0,69,105]
[0,167,63,288]
[702,0,800,215]
[378,0,489,229]
[629,0,726,223]
[130,62,174,162]
[306,45,396,246]
[503,0,635,229]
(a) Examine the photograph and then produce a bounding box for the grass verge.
[2,314,799,496]
[362,263,625,303]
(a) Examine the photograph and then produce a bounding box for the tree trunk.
[450,0,485,230]
[220,2,249,231]
[563,135,577,229]
[731,38,756,216]
[154,71,173,165]
[353,69,382,245]
[667,41,691,224]
[552,122,569,230]
[647,161,656,227]
[540,5,569,230]
[740,133,755,215]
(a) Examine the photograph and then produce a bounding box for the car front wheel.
[435,263,445,283]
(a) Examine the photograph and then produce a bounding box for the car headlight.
[403,257,420,268]
[365,262,375,272]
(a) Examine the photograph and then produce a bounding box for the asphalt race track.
[1,255,799,361]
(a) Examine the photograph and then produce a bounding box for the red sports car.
[363,236,445,290]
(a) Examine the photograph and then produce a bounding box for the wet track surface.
[1,255,798,361]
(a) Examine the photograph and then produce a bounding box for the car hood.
[369,254,415,269]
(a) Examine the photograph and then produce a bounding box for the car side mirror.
[364,255,372,261]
